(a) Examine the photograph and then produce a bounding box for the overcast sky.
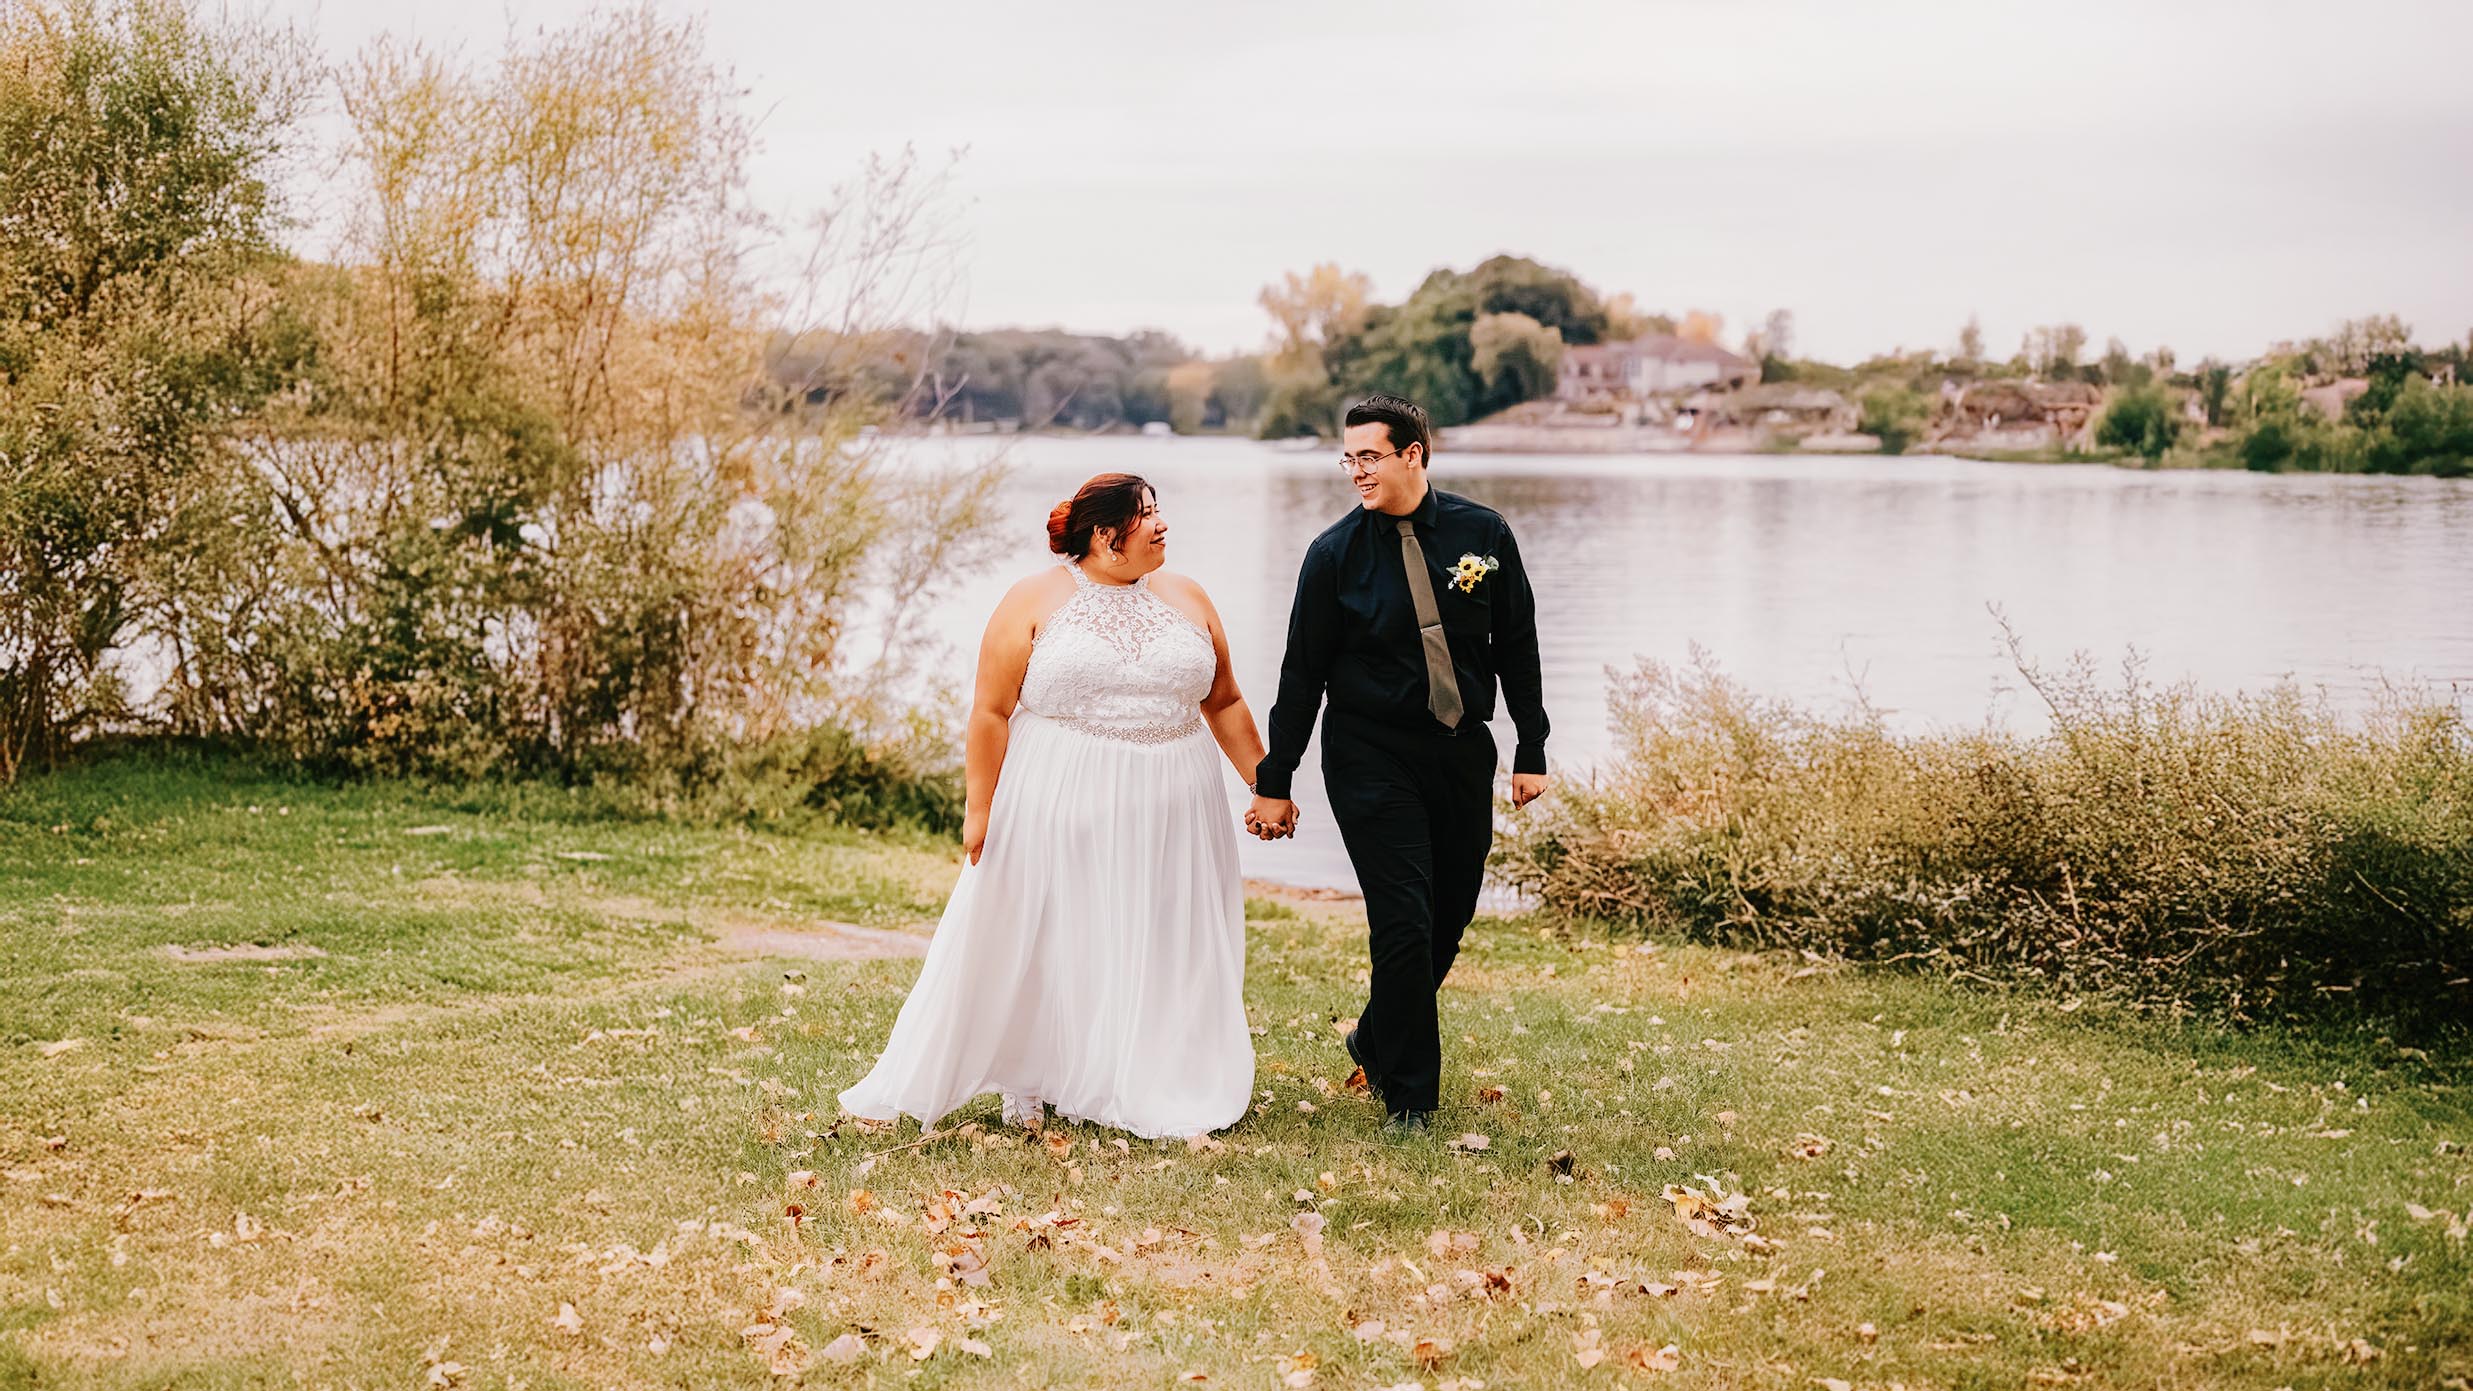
[260,0,2473,365]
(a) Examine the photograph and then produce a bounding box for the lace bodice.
[1017,560,1216,742]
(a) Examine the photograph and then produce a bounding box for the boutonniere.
[1450,553,1501,593]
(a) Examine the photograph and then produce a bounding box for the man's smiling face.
[1342,421,1424,514]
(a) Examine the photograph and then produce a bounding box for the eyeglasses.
[1338,446,1412,475]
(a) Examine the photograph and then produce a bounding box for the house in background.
[1932,380,2106,451]
[1558,333,1760,407]
[1677,383,1857,436]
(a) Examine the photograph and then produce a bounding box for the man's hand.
[1508,772,1550,809]
[1245,795,1299,841]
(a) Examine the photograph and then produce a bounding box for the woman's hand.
[963,807,989,865]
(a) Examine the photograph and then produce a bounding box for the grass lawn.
[2,756,2466,1389]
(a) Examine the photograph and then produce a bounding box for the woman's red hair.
[1046,473,1151,558]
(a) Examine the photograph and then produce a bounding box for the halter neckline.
[1068,556,1146,590]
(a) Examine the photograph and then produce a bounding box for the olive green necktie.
[1395,518,1464,730]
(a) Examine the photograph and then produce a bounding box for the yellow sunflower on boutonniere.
[1450,552,1500,594]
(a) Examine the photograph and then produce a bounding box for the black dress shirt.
[1255,486,1549,800]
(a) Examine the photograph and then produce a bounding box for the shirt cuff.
[1253,763,1296,801]
[1513,741,1547,776]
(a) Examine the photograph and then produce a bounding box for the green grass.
[2,754,2467,1389]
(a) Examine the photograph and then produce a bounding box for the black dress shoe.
[1344,1028,1384,1106]
[1381,1108,1434,1138]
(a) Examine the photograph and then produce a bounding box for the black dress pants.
[1320,710,1497,1115]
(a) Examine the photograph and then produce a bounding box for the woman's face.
[1106,489,1168,573]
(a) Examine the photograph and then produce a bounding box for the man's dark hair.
[1344,394,1432,464]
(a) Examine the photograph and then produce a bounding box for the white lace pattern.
[1018,559,1215,743]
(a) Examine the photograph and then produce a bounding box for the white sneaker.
[1001,1091,1045,1130]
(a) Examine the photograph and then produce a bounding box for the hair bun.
[1045,499,1074,554]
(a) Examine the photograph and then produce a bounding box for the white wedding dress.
[837,558,1255,1138]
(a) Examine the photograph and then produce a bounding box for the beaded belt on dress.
[1047,713,1204,745]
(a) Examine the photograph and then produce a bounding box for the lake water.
[907,436,2473,893]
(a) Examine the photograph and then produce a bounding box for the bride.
[837,472,1273,1139]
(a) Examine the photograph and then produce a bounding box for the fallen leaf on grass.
[819,1332,866,1364]
[1476,1084,1506,1104]
[1447,1133,1490,1152]
[1573,1328,1607,1368]
[1413,1334,1455,1365]
[906,1327,941,1360]
[1661,1176,1755,1240]
[1812,1379,1852,1391]
[551,1303,583,1335]
[1292,1210,1326,1257]
[743,1322,810,1375]
[1627,1342,1682,1372]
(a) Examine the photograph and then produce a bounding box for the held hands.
[1244,794,1299,841]
[1508,772,1550,809]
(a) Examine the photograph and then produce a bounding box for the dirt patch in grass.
[411,876,930,960]
[160,942,330,963]
[705,915,926,961]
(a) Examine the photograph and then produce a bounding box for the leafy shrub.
[2094,386,2182,460]
[1857,385,1927,455]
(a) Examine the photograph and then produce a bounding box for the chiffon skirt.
[837,711,1255,1139]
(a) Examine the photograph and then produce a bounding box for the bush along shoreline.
[1493,647,2472,1041]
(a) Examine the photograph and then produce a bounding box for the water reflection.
[913,436,2473,891]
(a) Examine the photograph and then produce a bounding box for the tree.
[1858,385,1928,455]
[1209,355,1267,431]
[1305,255,1613,428]
[2095,386,2180,460]
[0,0,309,782]
[2196,359,2233,427]
[1603,292,1670,342]
[1679,310,1725,345]
[1956,314,1985,367]
[1165,360,1215,435]
[1760,306,1800,358]
[2309,315,2413,376]
[217,12,994,783]
[1258,263,1373,369]
[1469,312,1564,405]
[2230,363,2328,471]
[2098,337,2150,389]
[2023,323,2087,377]
[2368,376,2473,476]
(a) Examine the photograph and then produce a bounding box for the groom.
[1249,393,1550,1135]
